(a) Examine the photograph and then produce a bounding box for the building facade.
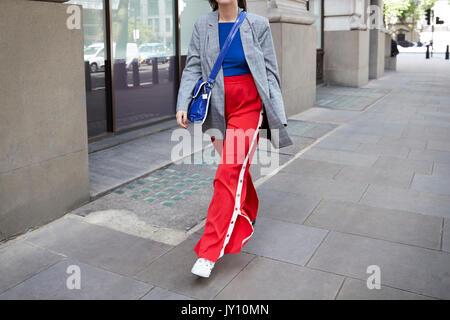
[0,0,390,241]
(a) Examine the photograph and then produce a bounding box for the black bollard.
[446,45,449,60]
[152,58,159,85]
[168,56,174,82]
[426,45,430,59]
[84,61,92,92]
[132,60,140,87]
[114,60,128,89]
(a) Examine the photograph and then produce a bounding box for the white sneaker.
[191,258,215,278]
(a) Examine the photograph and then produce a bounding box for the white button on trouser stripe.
[218,109,264,259]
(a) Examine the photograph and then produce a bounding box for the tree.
[384,0,438,34]
[384,0,437,23]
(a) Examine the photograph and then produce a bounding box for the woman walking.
[175,0,292,278]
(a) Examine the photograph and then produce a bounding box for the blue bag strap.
[207,11,247,85]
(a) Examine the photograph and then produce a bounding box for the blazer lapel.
[206,10,220,69]
[239,15,255,72]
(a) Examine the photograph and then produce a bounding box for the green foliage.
[384,0,438,25]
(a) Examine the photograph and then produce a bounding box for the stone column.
[248,0,317,117]
[0,0,90,241]
[368,0,385,79]
[385,32,397,71]
[323,0,370,87]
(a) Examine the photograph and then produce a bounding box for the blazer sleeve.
[258,18,288,126]
[175,19,203,112]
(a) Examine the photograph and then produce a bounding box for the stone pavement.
[1,53,450,300]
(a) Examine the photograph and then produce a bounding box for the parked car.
[84,43,105,73]
[139,43,169,65]
[84,42,140,72]
[397,40,415,48]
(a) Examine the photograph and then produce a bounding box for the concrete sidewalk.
[1,53,450,300]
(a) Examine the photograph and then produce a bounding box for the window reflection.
[67,0,109,138]
[179,0,211,56]
[111,0,177,131]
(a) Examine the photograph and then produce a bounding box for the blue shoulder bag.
[187,11,247,124]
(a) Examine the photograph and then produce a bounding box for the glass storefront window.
[67,0,109,138]
[111,0,177,131]
[68,0,215,139]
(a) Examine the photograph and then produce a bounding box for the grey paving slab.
[25,217,171,277]
[305,200,442,250]
[334,165,414,189]
[315,93,380,111]
[285,119,319,137]
[410,119,450,129]
[332,131,382,144]
[403,127,450,143]
[408,149,450,164]
[308,232,450,299]
[337,124,404,138]
[242,217,328,266]
[257,135,315,155]
[256,187,321,224]
[443,219,450,253]
[336,278,434,300]
[248,150,293,181]
[360,184,450,219]
[135,235,255,300]
[315,137,361,151]
[434,162,450,176]
[215,257,344,300]
[140,287,194,300]
[0,241,63,294]
[263,171,368,203]
[355,143,410,159]
[427,139,450,152]
[0,259,151,300]
[280,158,344,180]
[411,174,450,195]
[418,114,450,122]
[89,174,124,197]
[300,148,379,167]
[372,156,433,175]
[419,111,450,122]
[300,123,338,139]
[289,107,360,124]
[357,112,420,125]
[351,118,409,128]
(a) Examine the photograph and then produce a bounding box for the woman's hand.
[176,110,188,129]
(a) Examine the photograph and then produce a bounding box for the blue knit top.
[218,22,251,76]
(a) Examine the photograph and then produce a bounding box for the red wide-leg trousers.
[194,73,263,262]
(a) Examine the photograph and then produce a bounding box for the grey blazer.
[176,7,293,149]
